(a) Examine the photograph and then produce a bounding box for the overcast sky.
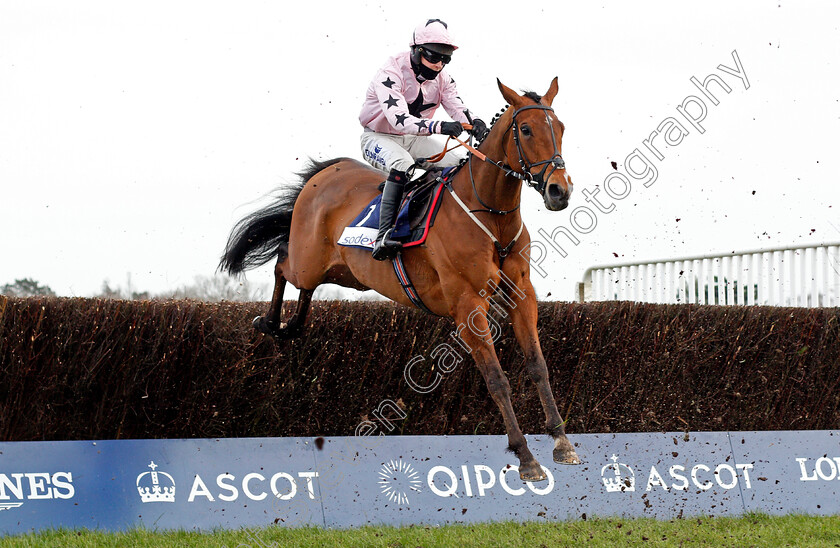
[1,1,838,301]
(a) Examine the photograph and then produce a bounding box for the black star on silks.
[415,120,428,131]
[395,113,408,126]
[384,95,399,109]
[408,90,436,118]
[382,77,396,88]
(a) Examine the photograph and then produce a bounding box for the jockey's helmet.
[410,19,458,57]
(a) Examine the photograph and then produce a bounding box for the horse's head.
[495,77,572,211]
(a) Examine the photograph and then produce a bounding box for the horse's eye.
[520,124,532,137]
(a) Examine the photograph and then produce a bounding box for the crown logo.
[601,454,636,493]
[136,461,176,503]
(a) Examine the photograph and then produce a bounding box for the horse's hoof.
[252,316,278,336]
[519,461,547,482]
[253,315,267,332]
[554,447,582,465]
[254,316,302,340]
[553,436,582,465]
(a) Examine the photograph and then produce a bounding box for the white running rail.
[578,242,840,307]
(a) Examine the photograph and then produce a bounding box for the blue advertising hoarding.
[0,431,838,534]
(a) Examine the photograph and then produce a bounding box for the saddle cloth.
[337,168,453,250]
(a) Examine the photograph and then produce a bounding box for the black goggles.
[419,46,451,65]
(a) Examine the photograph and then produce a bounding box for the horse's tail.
[219,157,350,275]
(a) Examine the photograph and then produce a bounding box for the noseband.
[466,104,565,215]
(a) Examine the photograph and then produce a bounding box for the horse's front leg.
[503,276,581,465]
[450,293,546,482]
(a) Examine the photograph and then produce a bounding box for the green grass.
[1,514,839,547]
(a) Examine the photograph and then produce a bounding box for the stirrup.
[372,230,402,261]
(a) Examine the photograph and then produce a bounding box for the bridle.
[507,105,566,196]
[434,102,566,266]
[461,104,565,216]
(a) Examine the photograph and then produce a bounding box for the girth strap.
[392,253,435,315]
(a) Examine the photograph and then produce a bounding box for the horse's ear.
[542,77,559,106]
[497,78,523,107]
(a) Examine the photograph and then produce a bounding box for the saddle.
[337,166,459,250]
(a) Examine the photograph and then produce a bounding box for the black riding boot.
[371,168,407,261]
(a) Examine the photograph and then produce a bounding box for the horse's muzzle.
[544,179,572,211]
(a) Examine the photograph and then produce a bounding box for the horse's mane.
[470,90,539,152]
[522,91,543,103]
[484,90,543,137]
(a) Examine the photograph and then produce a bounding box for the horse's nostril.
[547,184,563,200]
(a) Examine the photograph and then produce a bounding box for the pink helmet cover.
[410,19,458,50]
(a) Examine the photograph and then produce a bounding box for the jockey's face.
[420,55,445,71]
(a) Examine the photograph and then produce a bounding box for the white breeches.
[360,130,466,174]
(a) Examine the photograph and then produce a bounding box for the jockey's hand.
[439,121,464,137]
[471,118,489,140]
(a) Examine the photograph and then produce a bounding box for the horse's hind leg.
[253,255,314,340]
[276,287,313,338]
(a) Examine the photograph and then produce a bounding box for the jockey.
[359,18,489,260]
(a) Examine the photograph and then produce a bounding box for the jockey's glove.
[438,121,464,137]
[471,118,489,140]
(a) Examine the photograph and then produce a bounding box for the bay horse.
[220,78,581,481]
